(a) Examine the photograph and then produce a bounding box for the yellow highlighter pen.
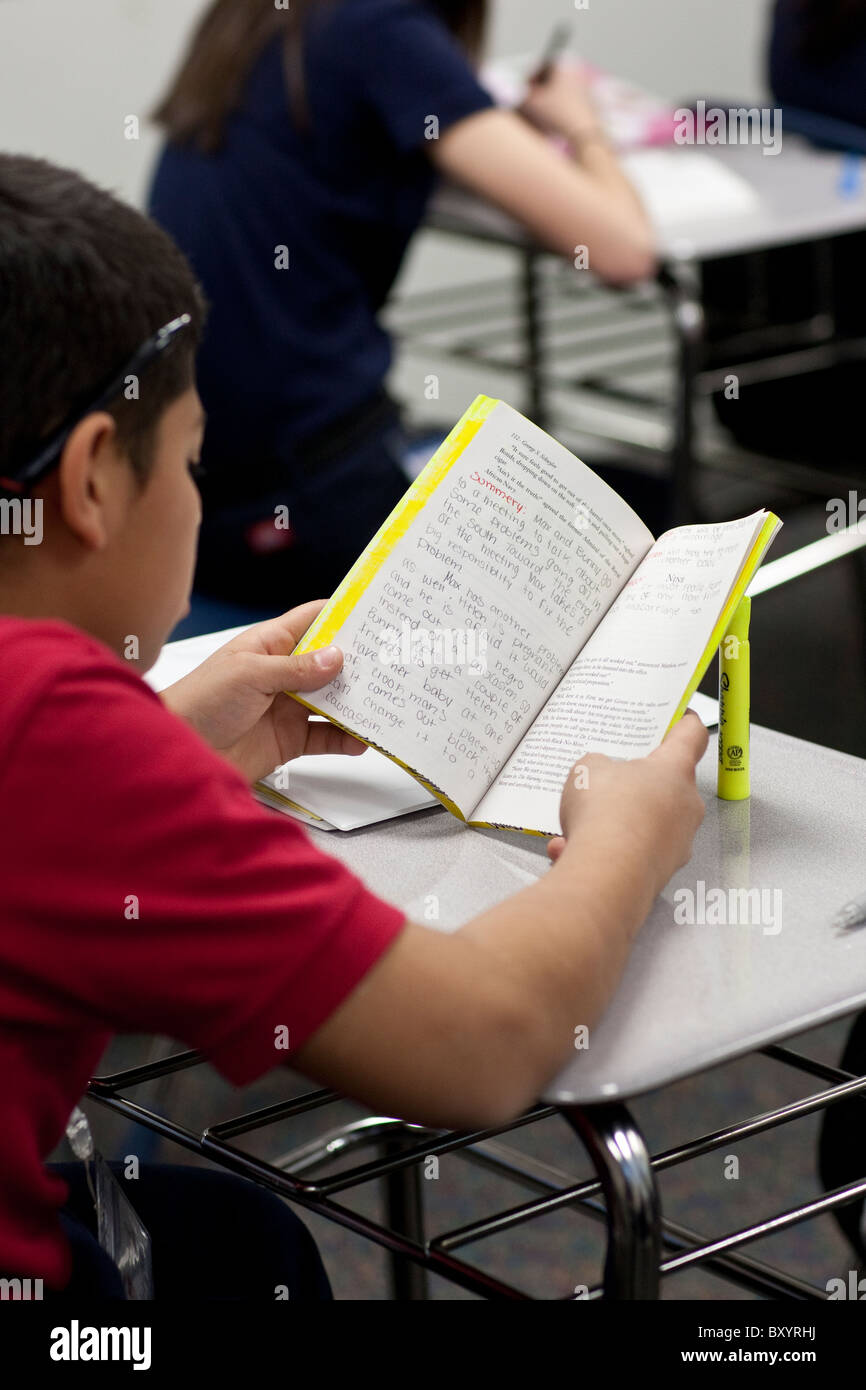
[718,596,751,801]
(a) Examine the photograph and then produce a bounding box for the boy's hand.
[547,713,708,890]
[160,601,368,784]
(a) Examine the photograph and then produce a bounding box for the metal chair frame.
[87,1028,866,1300]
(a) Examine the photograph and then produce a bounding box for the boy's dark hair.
[0,155,206,484]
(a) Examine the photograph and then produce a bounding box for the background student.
[0,155,700,1298]
[770,0,866,128]
[148,0,656,615]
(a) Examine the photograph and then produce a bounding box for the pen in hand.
[530,23,571,86]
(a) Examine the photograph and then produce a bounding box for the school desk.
[87,530,866,1299]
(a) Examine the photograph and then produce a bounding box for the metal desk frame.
[88,1028,866,1301]
[389,216,866,523]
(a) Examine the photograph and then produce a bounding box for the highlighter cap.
[726,595,751,643]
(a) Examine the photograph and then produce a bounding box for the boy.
[0,154,707,1297]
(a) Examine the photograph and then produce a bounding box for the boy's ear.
[55,412,134,552]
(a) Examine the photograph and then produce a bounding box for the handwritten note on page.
[297,401,654,816]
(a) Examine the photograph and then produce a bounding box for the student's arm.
[519,64,651,226]
[293,715,707,1129]
[429,100,657,285]
[16,629,703,1137]
[331,3,654,284]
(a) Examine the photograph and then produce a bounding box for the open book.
[148,624,719,832]
[287,397,781,838]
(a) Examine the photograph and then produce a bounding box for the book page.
[296,400,654,816]
[473,512,770,835]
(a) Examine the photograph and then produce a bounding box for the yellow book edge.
[665,511,779,733]
[292,393,497,654]
[254,783,327,822]
[287,399,780,837]
[283,395,499,828]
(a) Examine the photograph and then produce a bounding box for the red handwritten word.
[470,471,524,515]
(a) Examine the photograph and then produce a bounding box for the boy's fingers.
[265,600,331,640]
[240,647,344,696]
[236,601,331,655]
[651,711,709,770]
[215,601,331,658]
[286,646,343,690]
[302,722,368,757]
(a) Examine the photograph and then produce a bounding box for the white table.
[410,139,866,523]
[111,526,866,1299]
[90,721,866,1298]
[314,726,866,1105]
[429,139,866,263]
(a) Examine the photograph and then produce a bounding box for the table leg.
[384,1138,428,1299]
[561,1102,662,1299]
[522,249,548,430]
[659,260,705,524]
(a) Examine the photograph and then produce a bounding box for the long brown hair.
[153,0,489,153]
[796,0,866,63]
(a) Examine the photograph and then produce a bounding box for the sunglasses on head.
[0,313,193,497]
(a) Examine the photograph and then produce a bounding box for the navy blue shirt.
[149,0,493,496]
[770,0,866,130]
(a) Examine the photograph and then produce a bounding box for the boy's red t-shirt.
[0,617,407,1287]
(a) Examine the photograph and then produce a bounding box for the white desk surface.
[154,625,866,1105]
[303,725,866,1106]
[429,138,866,263]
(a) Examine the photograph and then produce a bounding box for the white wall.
[0,0,773,208]
[489,0,771,105]
[0,0,774,424]
[0,0,209,205]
